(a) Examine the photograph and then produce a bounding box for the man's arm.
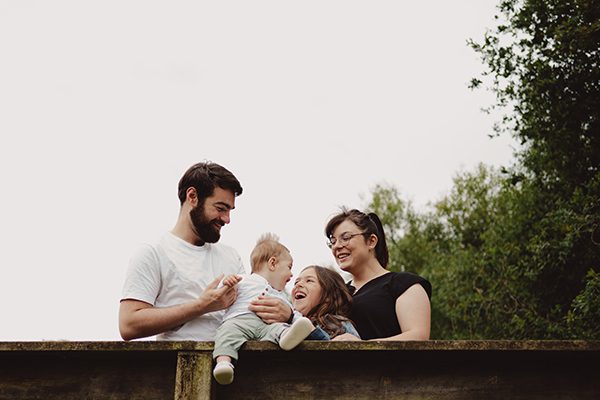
[119,274,239,340]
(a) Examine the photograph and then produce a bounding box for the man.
[119,161,291,341]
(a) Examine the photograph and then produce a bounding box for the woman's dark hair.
[177,161,243,205]
[303,265,355,338]
[325,208,389,268]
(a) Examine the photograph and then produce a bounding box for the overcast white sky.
[0,1,515,341]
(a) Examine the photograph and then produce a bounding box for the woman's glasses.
[327,232,366,249]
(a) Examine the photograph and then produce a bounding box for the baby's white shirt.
[222,273,297,322]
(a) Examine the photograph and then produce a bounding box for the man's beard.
[190,204,222,244]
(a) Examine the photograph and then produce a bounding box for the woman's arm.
[377,283,431,341]
[333,283,431,341]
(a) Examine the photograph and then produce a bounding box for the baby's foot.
[213,361,235,385]
[279,317,314,351]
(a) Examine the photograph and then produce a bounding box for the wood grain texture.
[0,341,598,399]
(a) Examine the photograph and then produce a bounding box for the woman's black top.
[348,272,432,340]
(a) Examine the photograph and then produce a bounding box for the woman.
[292,265,359,339]
[325,208,431,341]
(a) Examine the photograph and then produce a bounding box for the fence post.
[174,351,214,400]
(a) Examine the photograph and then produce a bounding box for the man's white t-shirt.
[121,232,246,340]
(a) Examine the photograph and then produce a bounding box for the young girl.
[292,265,359,340]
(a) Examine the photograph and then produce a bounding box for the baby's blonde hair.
[250,233,290,273]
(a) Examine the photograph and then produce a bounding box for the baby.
[212,233,313,385]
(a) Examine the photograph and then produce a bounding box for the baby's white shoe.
[279,317,314,351]
[213,361,235,385]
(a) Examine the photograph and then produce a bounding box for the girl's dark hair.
[302,265,355,338]
[177,162,243,205]
[325,208,389,268]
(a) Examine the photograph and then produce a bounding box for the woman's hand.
[331,333,361,341]
[248,296,293,324]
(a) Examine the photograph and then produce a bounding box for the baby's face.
[292,267,322,316]
[271,253,293,291]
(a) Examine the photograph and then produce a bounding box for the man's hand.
[119,274,241,341]
[248,295,293,324]
[198,274,239,314]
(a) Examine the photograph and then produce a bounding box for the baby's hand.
[222,274,242,288]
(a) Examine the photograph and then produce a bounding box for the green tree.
[367,184,439,276]
[367,166,600,339]
[365,0,600,339]
[469,0,600,191]
[469,0,600,338]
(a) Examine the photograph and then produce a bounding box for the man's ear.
[186,187,198,206]
[268,256,278,271]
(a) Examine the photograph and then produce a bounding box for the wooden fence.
[1,340,598,399]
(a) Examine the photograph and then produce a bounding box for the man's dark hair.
[177,162,243,205]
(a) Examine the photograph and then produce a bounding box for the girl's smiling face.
[292,267,322,316]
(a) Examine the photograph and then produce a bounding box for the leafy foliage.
[365,0,600,339]
[367,166,600,339]
[470,0,600,191]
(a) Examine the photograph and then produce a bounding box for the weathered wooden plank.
[1,340,598,352]
[0,341,598,400]
[0,350,177,400]
[174,351,214,400]
[217,349,600,399]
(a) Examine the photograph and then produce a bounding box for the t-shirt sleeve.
[236,252,246,275]
[389,272,432,300]
[121,244,162,305]
[223,244,246,275]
